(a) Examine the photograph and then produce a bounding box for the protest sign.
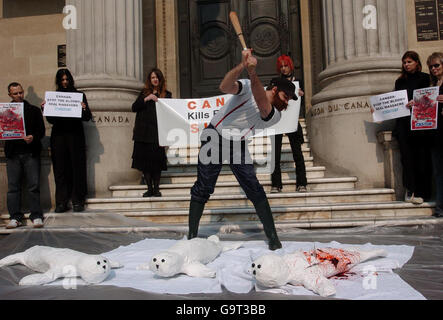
[369,90,410,122]
[411,87,439,130]
[0,103,26,140]
[43,91,83,118]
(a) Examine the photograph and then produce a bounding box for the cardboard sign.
[0,103,26,140]
[43,91,83,118]
[370,90,410,122]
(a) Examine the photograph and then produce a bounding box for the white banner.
[156,82,301,147]
[0,103,26,140]
[43,91,83,118]
[369,90,410,122]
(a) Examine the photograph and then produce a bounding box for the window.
[3,0,65,18]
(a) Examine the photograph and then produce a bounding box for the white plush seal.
[249,247,387,297]
[138,235,243,278]
[0,245,123,286]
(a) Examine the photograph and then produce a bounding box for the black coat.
[4,100,45,158]
[46,89,92,138]
[132,91,172,144]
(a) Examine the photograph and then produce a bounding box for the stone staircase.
[0,120,435,233]
[85,120,434,225]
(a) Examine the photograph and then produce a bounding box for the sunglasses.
[430,64,441,69]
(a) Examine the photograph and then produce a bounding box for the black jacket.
[46,89,92,137]
[393,72,431,138]
[4,100,45,158]
[132,91,172,144]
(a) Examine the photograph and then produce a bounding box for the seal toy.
[139,235,243,278]
[249,247,387,297]
[0,245,123,286]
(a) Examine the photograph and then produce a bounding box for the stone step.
[166,156,315,170]
[158,166,326,184]
[110,177,358,198]
[166,146,312,163]
[2,202,434,231]
[85,189,396,211]
[107,201,435,224]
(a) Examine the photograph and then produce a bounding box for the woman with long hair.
[426,52,443,217]
[45,68,92,212]
[393,51,431,204]
[131,68,171,197]
[270,54,307,194]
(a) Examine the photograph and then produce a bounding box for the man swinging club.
[188,48,296,250]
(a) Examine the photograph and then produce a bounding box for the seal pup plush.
[138,235,243,278]
[249,247,387,297]
[0,245,123,286]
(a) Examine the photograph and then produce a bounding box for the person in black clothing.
[426,52,443,217]
[131,68,171,197]
[5,82,45,229]
[393,51,431,204]
[271,54,307,193]
[43,69,92,213]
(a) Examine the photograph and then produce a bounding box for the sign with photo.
[0,103,26,140]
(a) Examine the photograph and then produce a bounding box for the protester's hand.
[298,89,305,97]
[81,102,87,110]
[437,95,443,103]
[406,100,415,109]
[370,107,375,114]
[242,49,257,73]
[23,135,34,144]
[144,94,158,103]
[40,100,46,111]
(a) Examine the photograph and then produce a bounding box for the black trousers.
[191,126,266,206]
[271,122,307,189]
[51,134,88,206]
[396,131,432,198]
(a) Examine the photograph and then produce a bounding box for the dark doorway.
[178,0,303,103]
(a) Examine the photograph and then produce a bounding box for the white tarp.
[156,82,301,147]
[48,238,425,300]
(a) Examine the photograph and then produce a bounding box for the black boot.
[152,172,162,197]
[254,199,282,251]
[143,172,153,197]
[188,200,205,240]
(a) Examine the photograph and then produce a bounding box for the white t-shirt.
[210,79,281,140]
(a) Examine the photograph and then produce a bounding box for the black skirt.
[131,141,167,173]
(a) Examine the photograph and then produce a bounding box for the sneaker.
[32,218,44,229]
[270,187,282,194]
[405,190,423,205]
[296,186,308,193]
[6,219,22,229]
[55,204,69,213]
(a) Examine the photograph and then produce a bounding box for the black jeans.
[271,123,307,189]
[6,153,43,222]
[191,126,266,206]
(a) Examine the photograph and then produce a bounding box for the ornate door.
[178,0,303,100]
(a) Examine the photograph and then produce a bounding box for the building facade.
[0,0,442,212]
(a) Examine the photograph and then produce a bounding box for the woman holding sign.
[393,51,431,205]
[131,68,171,197]
[44,69,92,213]
[426,52,443,217]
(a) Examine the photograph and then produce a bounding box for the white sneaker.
[270,187,282,193]
[405,191,423,205]
[296,186,308,193]
[6,219,22,229]
[32,218,44,229]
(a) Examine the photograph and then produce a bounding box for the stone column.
[66,0,144,197]
[308,0,407,188]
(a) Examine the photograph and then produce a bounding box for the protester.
[131,68,171,197]
[426,52,443,217]
[188,49,296,251]
[5,82,45,228]
[44,69,92,213]
[393,51,431,204]
[271,54,307,193]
